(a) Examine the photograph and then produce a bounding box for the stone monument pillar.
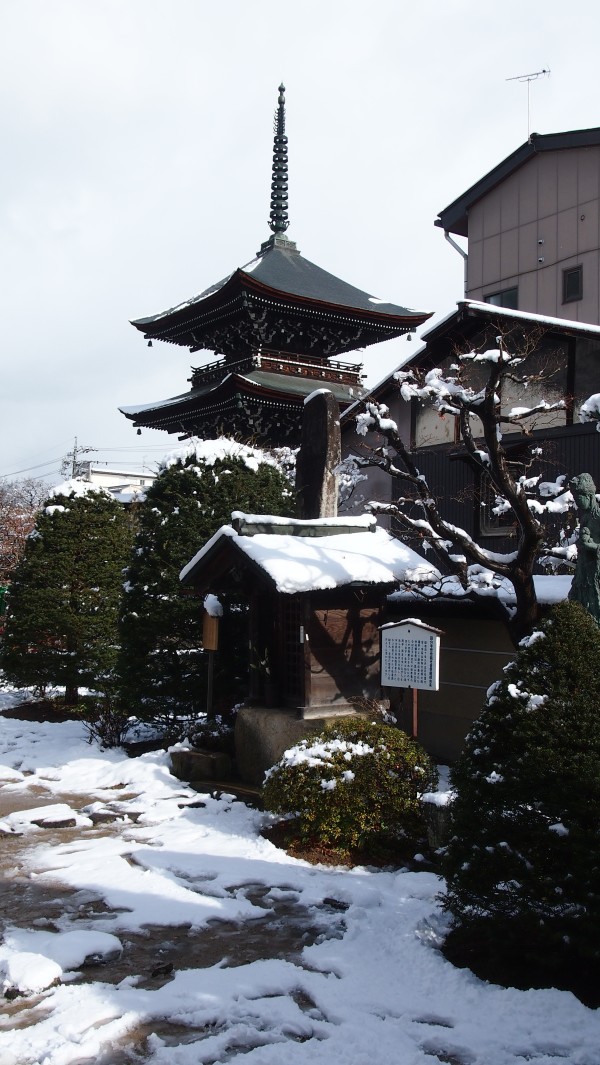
[295,389,341,519]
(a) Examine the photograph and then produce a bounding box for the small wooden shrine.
[180,512,434,718]
[120,85,430,446]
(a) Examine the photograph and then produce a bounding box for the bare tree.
[0,478,47,584]
[347,333,576,643]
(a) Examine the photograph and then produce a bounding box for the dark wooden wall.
[306,600,382,712]
[410,422,600,557]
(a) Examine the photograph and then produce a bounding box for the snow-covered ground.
[0,688,598,1064]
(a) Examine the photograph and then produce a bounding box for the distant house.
[435,127,600,324]
[80,463,156,502]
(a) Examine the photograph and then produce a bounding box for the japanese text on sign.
[381,626,440,690]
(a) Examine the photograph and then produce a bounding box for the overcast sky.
[2,0,599,484]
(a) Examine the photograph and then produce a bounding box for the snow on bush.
[263,717,438,852]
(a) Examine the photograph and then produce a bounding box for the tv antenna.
[506,67,550,142]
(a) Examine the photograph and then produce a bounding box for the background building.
[436,127,600,324]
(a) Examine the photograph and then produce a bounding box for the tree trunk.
[64,685,79,706]
[508,570,541,645]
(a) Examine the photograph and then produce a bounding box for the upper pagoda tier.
[131,234,428,360]
[121,85,431,445]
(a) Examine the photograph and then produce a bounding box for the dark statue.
[568,473,600,624]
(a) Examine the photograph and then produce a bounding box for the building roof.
[348,300,600,399]
[414,299,600,366]
[180,513,437,594]
[435,127,600,237]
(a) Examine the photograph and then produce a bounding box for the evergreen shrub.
[1,487,133,703]
[443,600,600,992]
[118,441,292,733]
[263,717,438,852]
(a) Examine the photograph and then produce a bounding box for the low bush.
[80,694,131,748]
[262,716,438,853]
[188,707,239,757]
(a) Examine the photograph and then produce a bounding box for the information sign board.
[380,620,441,691]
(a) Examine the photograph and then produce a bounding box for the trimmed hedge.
[263,717,438,852]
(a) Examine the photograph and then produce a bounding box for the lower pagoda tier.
[120,349,365,444]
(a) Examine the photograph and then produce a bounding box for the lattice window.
[277,598,305,704]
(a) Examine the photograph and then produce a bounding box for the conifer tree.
[118,440,292,729]
[443,599,600,992]
[1,485,134,703]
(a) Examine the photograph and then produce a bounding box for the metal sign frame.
[380,619,442,691]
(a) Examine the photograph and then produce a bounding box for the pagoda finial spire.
[268,83,289,234]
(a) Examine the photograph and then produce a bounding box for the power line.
[0,457,65,478]
[93,446,168,453]
[1,440,180,480]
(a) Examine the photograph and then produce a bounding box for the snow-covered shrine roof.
[180,513,437,595]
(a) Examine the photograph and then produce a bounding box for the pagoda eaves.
[131,237,428,360]
[120,357,362,442]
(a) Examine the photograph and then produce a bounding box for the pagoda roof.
[131,237,430,357]
[122,84,430,445]
[120,362,363,442]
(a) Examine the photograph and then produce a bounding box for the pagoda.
[120,85,431,445]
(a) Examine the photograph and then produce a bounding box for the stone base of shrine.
[235,705,358,786]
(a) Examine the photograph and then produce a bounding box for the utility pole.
[61,438,96,480]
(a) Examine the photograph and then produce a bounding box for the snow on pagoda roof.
[132,242,428,332]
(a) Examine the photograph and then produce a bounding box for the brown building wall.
[466,147,600,324]
[306,601,383,714]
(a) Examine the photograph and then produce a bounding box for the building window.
[477,472,516,538]
[563,265,583,304]
[483,287,518,309]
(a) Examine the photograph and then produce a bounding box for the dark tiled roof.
[119,367,363,438]
[436,127,600,237]
[241,244,420,318]
[132,241,428,336]
[121,367,362,419]
[340,300,600,412]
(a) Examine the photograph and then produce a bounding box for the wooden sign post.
[202,610,220,716]
[379,619,443,738]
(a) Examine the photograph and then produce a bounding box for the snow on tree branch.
[580,393,600,430]
[348,330,582,641]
